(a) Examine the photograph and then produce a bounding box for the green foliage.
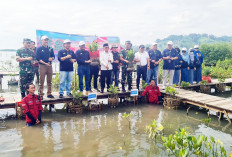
[161,127,228,157]
[202,65,212,76]
[201,118,211,124]
[52,73,60,88]
[72,88,83,100]
[165,86,179,97]
[122,112,134,130]
[199,80,208,85]
[88,41,98,53]
[108,85,119,94]
[145,119,164,140]
[200,42,232,66]
[142,80,148,89]
[181,81,190,88]
[127,49,135,62]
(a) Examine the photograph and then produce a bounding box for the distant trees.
[200,42,232,66]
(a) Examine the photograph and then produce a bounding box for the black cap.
[103,43,109,47]
[23,38,31,43]
[139,45,145,49]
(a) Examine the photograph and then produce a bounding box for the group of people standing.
[16,36,204,101]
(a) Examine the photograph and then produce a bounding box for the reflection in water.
[0,105,232,156]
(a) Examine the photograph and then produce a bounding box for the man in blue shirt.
[146,42,162,85]
[194,45,204,83]
[76,41,91,94]
[58,39,76,98]
[162,41,178,88]
[173,46,183,85]
[36,35,55,99]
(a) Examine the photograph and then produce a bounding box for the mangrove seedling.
[145,119,164,140]
[199,80,208,85]
[181,81,190,88]
[122,112,134,130]
[201,118,211,124]
[165,86,179,98]
[108,85,119,94]
[142,80,148,89]
[127,49,135,62]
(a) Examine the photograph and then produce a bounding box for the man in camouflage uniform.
[16,39,35,99]
[120,41,133,92]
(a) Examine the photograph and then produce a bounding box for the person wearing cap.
[193,45,204,83]
[120,41,133,92]
[111,44,120,88]
[146,42,162,85]
[30,41,39,84]
[76,41,91,94]
[173,46,183,85]
[188,48,197,84]
[58,39,76,98]
[89,41,100,92]
[180,48,190,83]
[99,43,113,93]
[134,45,150,89]
[16,38,36,99]
[162,41,178,88]
[36,35,55,99]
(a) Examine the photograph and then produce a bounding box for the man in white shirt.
[100,43,113,93]
[134,45,150,89]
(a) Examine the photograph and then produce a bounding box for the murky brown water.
[1,104,232,157]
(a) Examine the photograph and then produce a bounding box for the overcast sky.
[0,0,232,49]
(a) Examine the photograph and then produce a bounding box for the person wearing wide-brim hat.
[110,44,120,88]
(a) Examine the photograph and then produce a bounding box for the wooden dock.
[0,78,232,123]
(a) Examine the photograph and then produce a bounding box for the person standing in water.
[22,83,43,126]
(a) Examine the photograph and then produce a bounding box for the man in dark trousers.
[111,44,120,88]
[22,83,43,126]
[36,35,55,99]
[76,41,91,95]
[99,43,113,93]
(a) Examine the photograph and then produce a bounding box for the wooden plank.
[208,100,232,106]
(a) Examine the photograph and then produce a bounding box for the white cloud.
[0,0,232,49]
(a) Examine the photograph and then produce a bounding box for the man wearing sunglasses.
[16,38,35,99]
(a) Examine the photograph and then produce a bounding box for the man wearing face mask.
[16,38,35,99]
[36,35,55,99]
[58,39,76,98]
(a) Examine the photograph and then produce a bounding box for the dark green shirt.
[16,48,35,73]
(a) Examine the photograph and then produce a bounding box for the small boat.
[8,78,18,85]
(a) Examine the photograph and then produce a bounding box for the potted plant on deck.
[216,72,226,92]
[108,85,119,108]
[199,80,211,93]
[67,89,85,113]
[163,85,180,109]
[88,41,99,66]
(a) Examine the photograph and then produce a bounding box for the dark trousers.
[137,65,147,89]
[101,70,112,91]
[90,65,99,89]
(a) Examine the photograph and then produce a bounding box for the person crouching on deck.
[139,79,161,104]
[22,83,43,126]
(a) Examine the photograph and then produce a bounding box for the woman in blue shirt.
[173,46,183,85]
